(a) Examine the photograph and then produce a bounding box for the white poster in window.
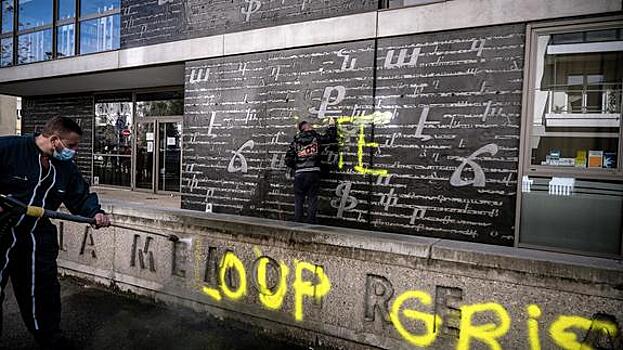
[147,141,154,153]
[167,137,176,146]
[146,132,154,141]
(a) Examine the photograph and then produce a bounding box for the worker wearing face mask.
[0,116,110,349]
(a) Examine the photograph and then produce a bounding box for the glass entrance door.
[158,121,182,192]
[134,119,182,193]
[135,122,155,190]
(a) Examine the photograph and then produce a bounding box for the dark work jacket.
[0,134,103,236]
[286,126,337,174]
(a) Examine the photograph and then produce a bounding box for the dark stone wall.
[21,95,94,183]
[121,0,379,48]
[183,39,376,228]
[372,24,524,243]
[182,23,525,245]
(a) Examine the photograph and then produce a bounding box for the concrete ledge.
[119,35,225,68]
[104,200,623,289]
[377,0,622,37]
[430,239,623,287]
[0,51,120,83]
[223,12,377,56]
[55,201,623,349]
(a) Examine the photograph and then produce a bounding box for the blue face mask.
[53,139,76,161]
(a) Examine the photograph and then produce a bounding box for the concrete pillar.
[0,94,17,135]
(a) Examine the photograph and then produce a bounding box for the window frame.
[515,16,623,258]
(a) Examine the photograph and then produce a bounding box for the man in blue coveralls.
[0,116,110,349]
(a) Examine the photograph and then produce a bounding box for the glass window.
[1,37,12,66]
[551,29,623,44]
[136,100,184,118]
[136,91,184,118]
[93,98,132,188]
[79,14,119,54]
[93,155,131,187]
[17,29,52,64]
[18,0,53,30]
[521,24,623,258]
[585,29,620,42]
[94,101,133,155]
[80,0,119,16]
[520,178,622,255]
[550,32,585,45]
[58,0,75,20]
[56,24,74,57]
[531,30,622,170]
[1,0,13,33]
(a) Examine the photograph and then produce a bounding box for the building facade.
[0,0,621,258]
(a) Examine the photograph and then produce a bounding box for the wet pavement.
[1,277,311,350]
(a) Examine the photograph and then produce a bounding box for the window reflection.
[57,24,75,57]
[80,0,120,16]
[18,0,53,30]
[136,100,184,118]
[93,101,133,187]
[58,0,75,20]
[0,37,12,66]
[17,29,52,64]
[94,102,133,154]
[1,0,13,33]
[79,14,119,54]
[531,29,622,169]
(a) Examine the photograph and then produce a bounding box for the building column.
[0,94,17,135]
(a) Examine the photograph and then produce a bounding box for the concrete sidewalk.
[1,277,314,350]
[92,187,181,209]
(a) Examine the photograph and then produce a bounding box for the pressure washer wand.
[0,194,96,225]
[0,194,182,242]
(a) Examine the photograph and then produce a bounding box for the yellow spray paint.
[219,251,247,301]
[202,285,223,301]
[389,290,441,347]
[457,303,511,350]
[336,111,393,126]
[335,112,392,176]
[549,315,618,350]
[253,246,263,258]
[292,261,331,322]
[353,124,388,177]
[200,249,333,322]
[256,257,290,310]
[527,304,542,350]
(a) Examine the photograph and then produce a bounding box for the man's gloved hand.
[92,212,111,229]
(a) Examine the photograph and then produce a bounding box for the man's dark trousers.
[294,171,320,224]
[0,223,62,347]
